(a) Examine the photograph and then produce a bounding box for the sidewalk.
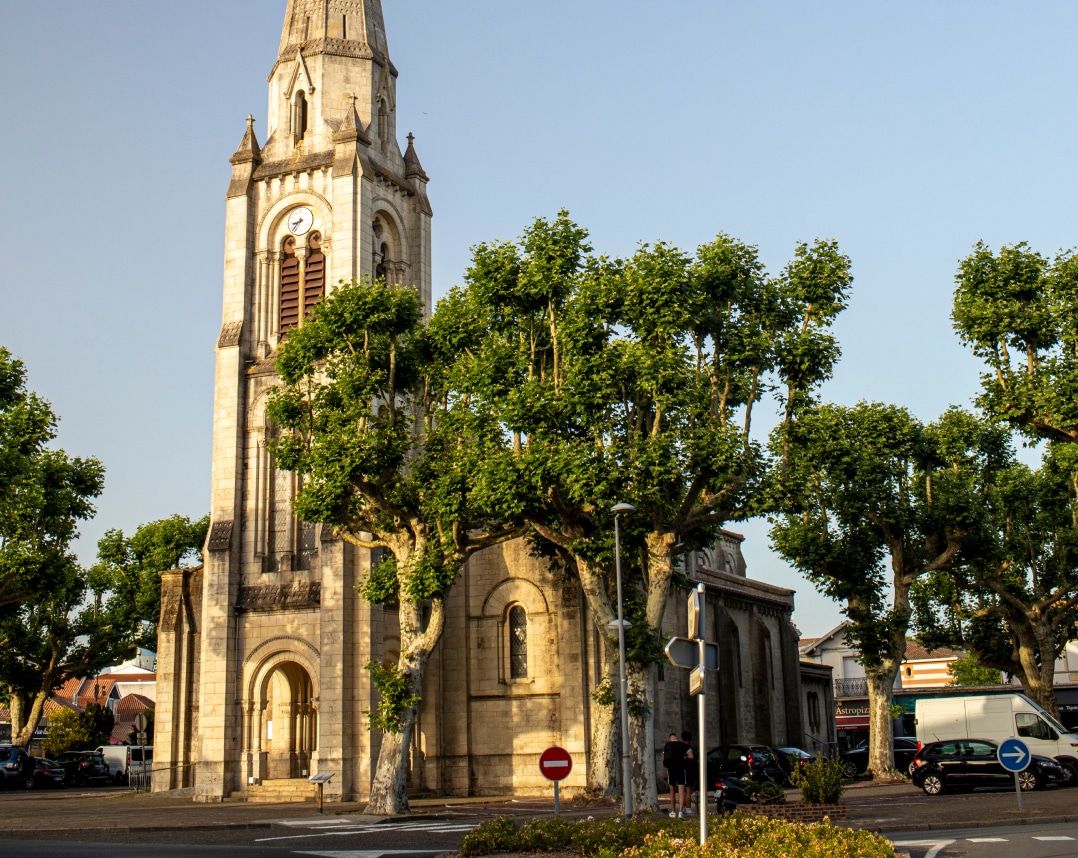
[2,780,1077,839]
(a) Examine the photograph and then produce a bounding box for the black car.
[773,747,817,783]
[911,738,1065,795]
[25,758,67,789]
[0,746,33,789]
[840,737,919,778]
[706,745,786,788]
[55,751,110,786]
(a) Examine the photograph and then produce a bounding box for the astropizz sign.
[539,746,572,815]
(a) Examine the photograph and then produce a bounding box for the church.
[153,0,831,803]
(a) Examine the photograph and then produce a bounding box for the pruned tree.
[771,405,1007,779]
[954,240,1078,444]
[0,347,104,608]
[913,442,1078,723]
[91,514,208,643]
[267,278,525,815]
[453,213,851,809]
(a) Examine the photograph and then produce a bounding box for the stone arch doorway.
[254,660,317,780]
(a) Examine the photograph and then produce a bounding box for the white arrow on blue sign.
[998,738,1031,773]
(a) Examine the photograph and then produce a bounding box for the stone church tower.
[155,0,816,804]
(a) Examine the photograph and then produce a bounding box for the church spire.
[278,0,389,62]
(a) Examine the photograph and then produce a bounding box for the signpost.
[997,738,1030,811]
[132,712,149,792]
[308,772,335,814]
[664,583,718,846]
[539,746,573,815]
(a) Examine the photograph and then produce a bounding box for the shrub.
[459,813,894,858]
[742,777,785,803]
[789,756,845,805]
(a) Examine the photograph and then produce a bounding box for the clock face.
[287,207,314,236]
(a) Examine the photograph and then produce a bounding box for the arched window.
[294,91,308,143]
[279,237,300,334]
[509,606,528,679]
[303,233,325,318]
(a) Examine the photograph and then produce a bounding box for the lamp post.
[611,502,636,818]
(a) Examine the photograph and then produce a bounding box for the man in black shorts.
[661,732,688,817]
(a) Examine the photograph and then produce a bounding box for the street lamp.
[611,501,636,817]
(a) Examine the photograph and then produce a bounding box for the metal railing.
[833,677,869,698]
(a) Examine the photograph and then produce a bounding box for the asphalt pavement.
[887,821,1078,858]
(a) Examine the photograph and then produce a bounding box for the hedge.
[458,814,894,858]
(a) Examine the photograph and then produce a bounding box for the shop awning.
[836,715,870,728]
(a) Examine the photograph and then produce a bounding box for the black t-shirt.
[662,739,688,771]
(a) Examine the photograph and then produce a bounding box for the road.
[888,821,1078,858]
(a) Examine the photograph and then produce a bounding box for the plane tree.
[913,443,1078,723]
[452,213,851,809]
[770,405,1008,778]
[267,279,525,815]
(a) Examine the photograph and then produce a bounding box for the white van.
[95,745,153,785]
[915,693,1078,783]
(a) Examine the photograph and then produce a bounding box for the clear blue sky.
[2,1,1075,636]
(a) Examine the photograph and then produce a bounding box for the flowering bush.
[458,814,893,858]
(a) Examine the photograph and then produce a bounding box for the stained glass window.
[509,606,527,679]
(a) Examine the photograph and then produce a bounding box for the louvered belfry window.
[509,606,528,679]
[303,233,325,318]
[279,237,301,334]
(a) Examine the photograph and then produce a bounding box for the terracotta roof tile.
[903,639,964,661]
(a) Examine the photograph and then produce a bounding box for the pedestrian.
[19,749,35,789]
[679,730,696,816]
[661,732,687,817]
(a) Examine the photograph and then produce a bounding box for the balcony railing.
[834,677,869,698]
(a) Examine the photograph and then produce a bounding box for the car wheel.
[1018,770,1042,792]
[114,771,125,785]
[921,774,945,795]
[842,760,859,779]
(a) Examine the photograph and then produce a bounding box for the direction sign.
[665,637,719,670]
[998,738,1031,773]
[687,590,703,639]
[539,746,573,782]
[133,712,148,733]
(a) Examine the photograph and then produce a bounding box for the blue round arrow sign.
[998,738,1031,773]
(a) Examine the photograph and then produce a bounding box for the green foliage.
[81,702,115,749]
[359,554,399,605]
[947,653,1002,686]
[363,660,421,734]
[954,241,1078,445]
[0,347,105,609]
[742,777,785,802]
[789,756,845,804]
[90,513,209,642]
[41,708,91,759]
[459,814,894,858]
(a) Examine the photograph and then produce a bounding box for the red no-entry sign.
[539,746,573,782]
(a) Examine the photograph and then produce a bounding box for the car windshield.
[753,748,776,762]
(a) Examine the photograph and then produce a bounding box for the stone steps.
[238,778,316,803]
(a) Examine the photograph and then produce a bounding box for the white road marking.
[892,840,955,858]
[258,821,476,843]
[1033,836,1076,841]
[967,838,1008,843]
[297,851,445,858]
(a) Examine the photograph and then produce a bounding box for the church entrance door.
[258,661,316,780]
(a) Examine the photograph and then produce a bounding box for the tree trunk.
[573,558,621,797]
[11,687,48,749]
[865,668,899,779]
[365,578,445,815]
[628,662,659,812]
[588,646,619,796]
[1013,620,1062,719]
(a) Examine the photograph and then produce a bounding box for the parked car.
[911,738,1065,795]
[916,693,1078,785]
[840,737,919,778]
[95,745,153,785]
[55,751,110,786]
[773,747,817,784]
[25,758,67,789]
[706,745,786,788]
[0,746,33,790]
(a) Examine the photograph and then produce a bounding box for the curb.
[5,822,274,836]
[860,812,1078,834]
